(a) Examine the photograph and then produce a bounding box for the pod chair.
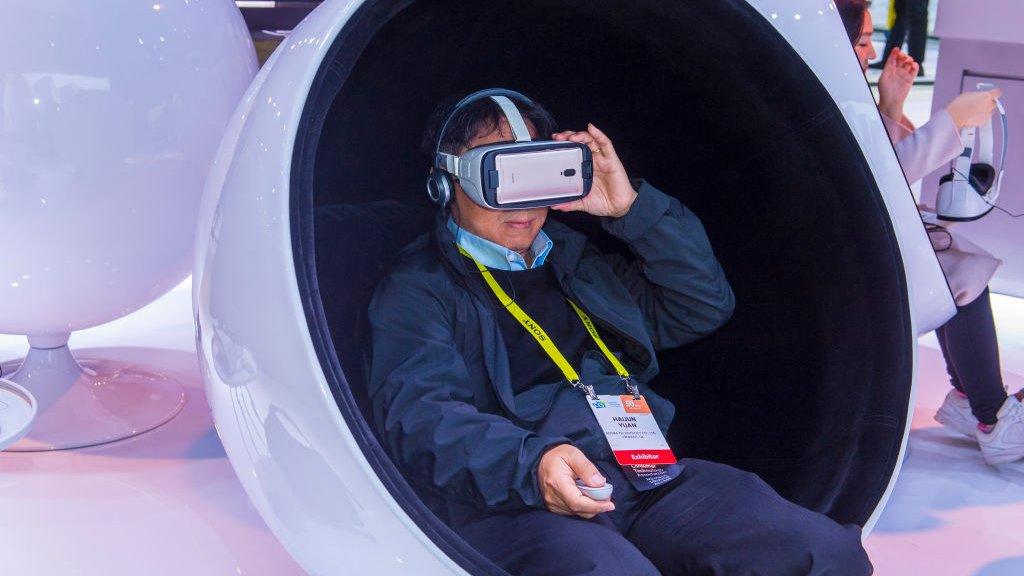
[195,0,956,573]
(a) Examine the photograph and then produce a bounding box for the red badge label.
[587,394,677,466]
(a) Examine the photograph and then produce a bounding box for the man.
[368,91,872,575]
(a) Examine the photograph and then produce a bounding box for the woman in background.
[837,0,1024,465]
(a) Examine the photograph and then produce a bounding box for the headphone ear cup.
[968,163,996,194]
[426,172,452,207]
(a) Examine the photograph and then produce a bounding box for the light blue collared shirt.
[447,217,554,271]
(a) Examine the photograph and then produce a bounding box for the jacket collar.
[432,210,588,282]
[446,217,554,270]
[430,209,658,403]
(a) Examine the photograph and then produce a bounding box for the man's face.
[853,11,877,72]
[450,119,548,254]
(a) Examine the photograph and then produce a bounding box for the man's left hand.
[551,124,637,218]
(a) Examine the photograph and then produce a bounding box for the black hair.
[420,92,558,159]
[834,0,868,45]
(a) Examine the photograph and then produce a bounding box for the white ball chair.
[196,0,956,573]
[0,0,258,451]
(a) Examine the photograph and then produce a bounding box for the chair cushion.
[315,200,434,428]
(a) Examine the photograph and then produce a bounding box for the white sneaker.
[975,396,1024,465]
[935,389,978,438]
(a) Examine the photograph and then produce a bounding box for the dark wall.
[305,0,912,528]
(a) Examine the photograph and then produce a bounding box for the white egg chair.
[195,0,956,573]
[0,0,257,450]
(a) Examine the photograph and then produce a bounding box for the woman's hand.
[946,89,1003,130]
[537,444,615,518]
[877,48,918,120]
[550,124,637,218]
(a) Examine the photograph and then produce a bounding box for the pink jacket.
[882,110,1001,307]
[883,110,962,186]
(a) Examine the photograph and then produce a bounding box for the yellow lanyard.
[459,246,638,400]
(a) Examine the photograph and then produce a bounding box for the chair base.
[2,339,185,452]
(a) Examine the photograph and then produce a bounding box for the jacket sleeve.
[367,272,569,512]
[600,180,735,350]
[881,113,916,143]
[884,109,964,186]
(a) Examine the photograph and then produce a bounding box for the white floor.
[0,280,304,576]
[866,309,1024,576]
[2,280,1024,575]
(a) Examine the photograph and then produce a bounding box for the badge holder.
[0,378,38,451]
[463,247,682,490]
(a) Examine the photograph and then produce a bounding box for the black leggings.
[936,288,1007,424]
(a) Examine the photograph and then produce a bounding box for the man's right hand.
[537,444,615,518]
[947,89,1002,130]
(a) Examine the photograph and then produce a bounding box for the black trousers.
[456,459,872,576]
[880,0,929,66]
[936,288,1008,425]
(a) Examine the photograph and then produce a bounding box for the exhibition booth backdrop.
[924,0,1024,297]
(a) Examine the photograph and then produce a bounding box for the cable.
[951,167,1024,218]
[990,204,1024,218]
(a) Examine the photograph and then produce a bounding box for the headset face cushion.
[969,163,996,193]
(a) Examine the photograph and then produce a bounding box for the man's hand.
[946,89,1002,130]
[877,48,918,120]
[537,444,615,518]
[550,124,637,218]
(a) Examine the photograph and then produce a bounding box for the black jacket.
[368,181,735,517]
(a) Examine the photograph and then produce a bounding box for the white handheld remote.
[575,480,614,501]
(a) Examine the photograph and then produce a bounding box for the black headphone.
[934,85,1009,222]
[938,161,997,193]
[426,167,454,208]
[425,88,536,208]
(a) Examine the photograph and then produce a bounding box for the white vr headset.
[936,82,1008,222]
[426,88,594,210]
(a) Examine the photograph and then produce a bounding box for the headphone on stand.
[935,82,1008,222]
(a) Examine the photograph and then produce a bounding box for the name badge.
[587,395,677,466]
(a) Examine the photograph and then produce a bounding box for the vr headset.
[936,82,1008,222]
[426,88,594,210]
